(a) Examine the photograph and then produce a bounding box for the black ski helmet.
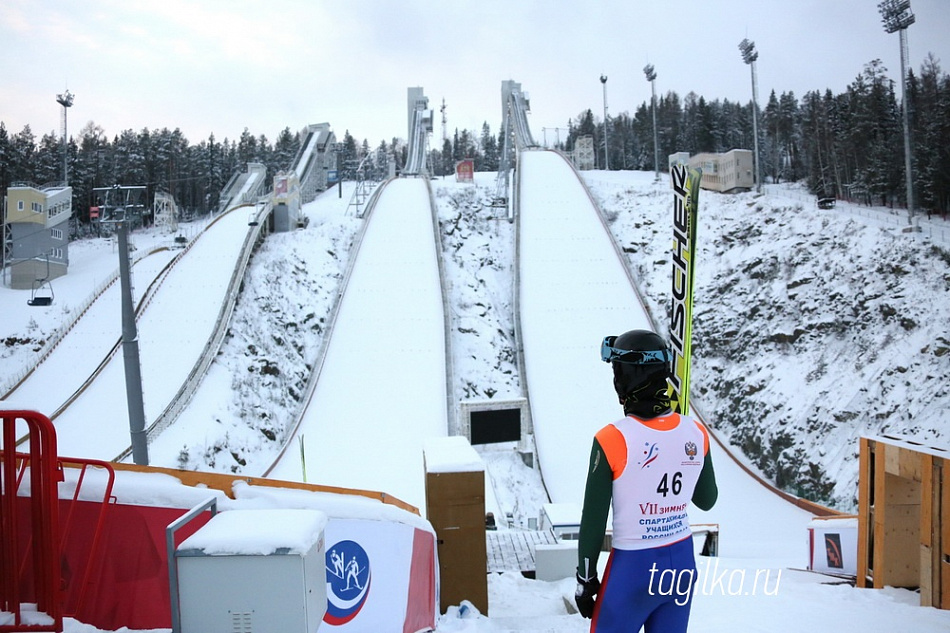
[601,329,672,406]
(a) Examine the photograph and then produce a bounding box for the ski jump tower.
[404,87,433,176]
[496,80,539,215]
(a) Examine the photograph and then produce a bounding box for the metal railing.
[165,496,218,633]
[761,185,950,247]
[114,204,266,461]
[0,409,62,632]
[263,179,391,477]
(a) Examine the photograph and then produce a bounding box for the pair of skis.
[668,164,701,416]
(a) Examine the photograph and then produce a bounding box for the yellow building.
[3,183,71,290]
[687,149,755,193]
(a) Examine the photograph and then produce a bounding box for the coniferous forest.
[2,55,949,234]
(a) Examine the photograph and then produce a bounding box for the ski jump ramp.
[516,149,819,565]
[517,149,655,506]
[268,178,448,512]
[27,207,256,460]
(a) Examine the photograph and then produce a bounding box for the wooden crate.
[423,438,488,615]
[857,435,950,609]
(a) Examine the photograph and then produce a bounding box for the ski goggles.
[601,336,672,364]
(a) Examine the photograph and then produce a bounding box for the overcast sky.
[2,0,949,148]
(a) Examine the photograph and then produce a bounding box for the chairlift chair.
[28,278,54,307]
[249,202,266,226]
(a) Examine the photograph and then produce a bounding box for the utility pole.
[600,75,610,171]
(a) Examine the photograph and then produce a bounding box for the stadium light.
[600,74,610,171]
[879,0,916,224]
[879,0,915,33]
[738,39,762,193]
[56,90,74,185]
[643,64,660,180]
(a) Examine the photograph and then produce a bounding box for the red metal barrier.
[57,459,115,618]
[0,409,63,632]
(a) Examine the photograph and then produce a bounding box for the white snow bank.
[177,508,327,556]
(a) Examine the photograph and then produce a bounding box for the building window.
[50,247,64,260]
[51,228,63,240]
[17,200,24,211]
[48,201,69,219]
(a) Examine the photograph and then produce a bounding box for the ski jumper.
[577,412,717,633]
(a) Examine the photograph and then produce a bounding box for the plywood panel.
[857,438,872,588]
[922,455,934,548]
[882,501,921,588]
[873,442,887,588]
[900,445,923,481]
[943,459,950,557]
[884,442,901,476]
[921,545,933,607]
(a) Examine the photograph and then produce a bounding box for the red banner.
[455,160,474,183]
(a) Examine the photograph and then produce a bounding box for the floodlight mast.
[879,0,916,225]
[738,39,762,193]
[56,90,74,185]
[600,74,610,171]
[643,64,660,180]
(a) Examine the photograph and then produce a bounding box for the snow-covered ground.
[3,164,950,631]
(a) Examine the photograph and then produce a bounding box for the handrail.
[0,246,171,399]
[165,496,218,633]
[423,177,457,436]
[690,401,841,516]
[559,148,662,330]
[45,251,182,425]
[510,150,546,501]
[572,158,842,517]
[114,460,419,515]
[134,204,268,451]
[0,409,63,632]
[56,458,116,617]
[14,211,229,447]
[112,204,262,461]
[404,109,430,176]
[263,179,391,480]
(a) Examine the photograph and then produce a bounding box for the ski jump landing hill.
[4,86,844,632]
[5,204,264,461]
[266,175,452,511]
[516,148,833,567]
[4,107,451,631]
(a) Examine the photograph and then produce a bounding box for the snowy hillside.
[584,171,950,511]
[5,169,950,633]
[4,169,947,516]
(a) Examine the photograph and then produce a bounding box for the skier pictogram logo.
[324,539,372,625]
[639,442,659,469]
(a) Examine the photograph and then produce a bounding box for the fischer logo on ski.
[669,164,701,415]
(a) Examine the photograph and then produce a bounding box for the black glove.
[574,571,600,619]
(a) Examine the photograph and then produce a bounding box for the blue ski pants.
[590,536,696,633]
